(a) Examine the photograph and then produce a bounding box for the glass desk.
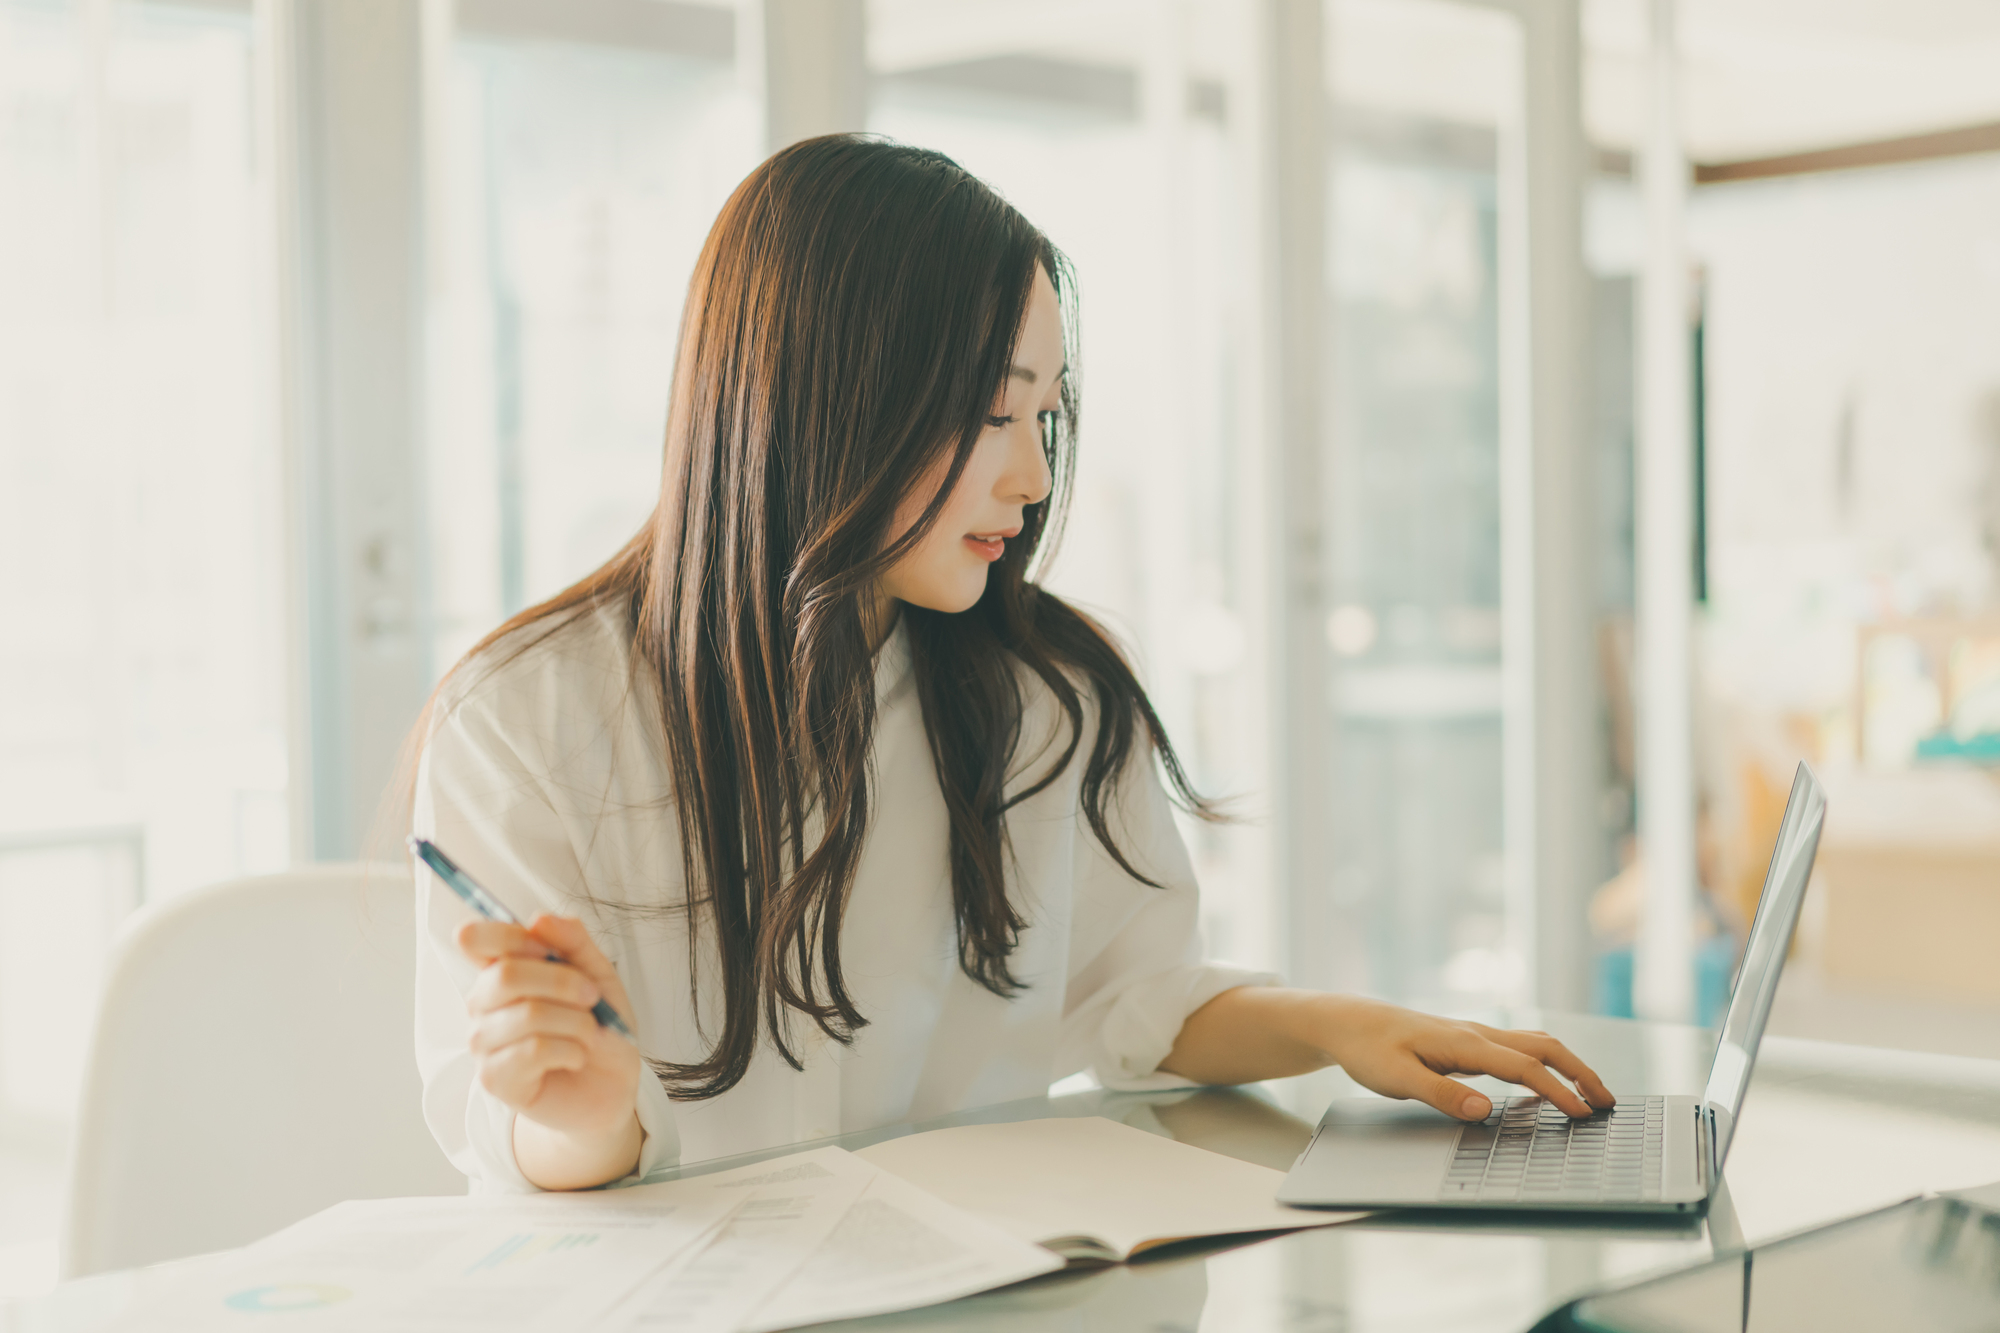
[16,1010,2000,1333]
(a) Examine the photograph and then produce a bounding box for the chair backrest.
[61,863,465,1279]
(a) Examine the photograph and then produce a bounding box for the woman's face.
[879,266,1062,617]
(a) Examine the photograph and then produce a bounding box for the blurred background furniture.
[1814,768,2000,1006]
[1858,617,2000,767]
[59,863,462,1279]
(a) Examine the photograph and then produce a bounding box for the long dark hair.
[429,134,1213,1100]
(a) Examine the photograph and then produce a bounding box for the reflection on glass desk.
[20,1010,2000,1333]
[1541,1187,2000,1333]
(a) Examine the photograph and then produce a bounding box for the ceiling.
[864,0,2000,163]
[1584,0,2000,160]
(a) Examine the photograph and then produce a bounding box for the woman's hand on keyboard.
[1320,999,1616,1121]
[1161,987,1616,1122]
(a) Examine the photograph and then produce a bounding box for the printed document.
[94,1117,1360,1332]
[602,1148,874,1333]
[740,1164,1064,1331]
[105,1180,740,1331]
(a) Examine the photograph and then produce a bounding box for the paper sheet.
[92,1121,1348,1333]
[855,1116,1365,1259]
[106,1181,740,1331]
[740,1166,1065,1332]
[600,1147,875,1333]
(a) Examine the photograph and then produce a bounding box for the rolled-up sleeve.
[1056,740,1279,1091]
[413,688,680,1193]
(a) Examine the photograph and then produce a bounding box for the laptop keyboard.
[1439,1095,1666,1203]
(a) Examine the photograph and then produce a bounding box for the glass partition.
[1325,0,1525,1006]
[427,27,750,672]
[869,4,1276,969]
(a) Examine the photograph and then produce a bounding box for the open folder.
[855,1116,1362,1263]
[620,1116,1361,1332]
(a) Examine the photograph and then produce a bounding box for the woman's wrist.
[1162,986,1361,1084]
[1277,992,1396,1069]
[513,1109,643,1191]
[1218,987,1355,1067]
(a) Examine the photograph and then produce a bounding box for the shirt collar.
[874,614,914,710]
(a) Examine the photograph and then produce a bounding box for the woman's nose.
[1007,421,1053,506]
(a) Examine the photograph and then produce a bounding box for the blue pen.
[409,835,636,1043]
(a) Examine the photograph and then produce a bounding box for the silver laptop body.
[1278,762,1827,1215]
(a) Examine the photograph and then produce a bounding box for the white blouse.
[413,600,1274,1191]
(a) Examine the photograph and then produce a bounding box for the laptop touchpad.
[1285,1097,1461,1204]
[1320,1098,1465,1128]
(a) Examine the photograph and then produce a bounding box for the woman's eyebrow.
[1008,362,1068,385]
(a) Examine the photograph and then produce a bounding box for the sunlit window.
[428,29,750,673]
[1325,0,1523,1006]
[0,0,281,1134]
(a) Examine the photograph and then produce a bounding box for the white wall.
[1589,153,2000,730]
[1695,154,2000,721]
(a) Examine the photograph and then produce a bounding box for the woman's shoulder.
[433,598,648,748]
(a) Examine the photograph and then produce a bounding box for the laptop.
[1279,761,1827,1215]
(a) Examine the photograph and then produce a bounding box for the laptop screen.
[1702,762,1827,1169]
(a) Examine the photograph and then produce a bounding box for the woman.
[413,135,1611,1193]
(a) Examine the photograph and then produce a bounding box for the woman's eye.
[988,411,1058,430]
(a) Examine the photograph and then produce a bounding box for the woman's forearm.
[1158,986,1348,1085]
[513,1110,643,1191]
[1158,986,1613,1123]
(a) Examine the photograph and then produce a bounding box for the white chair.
[61,863,466,1279]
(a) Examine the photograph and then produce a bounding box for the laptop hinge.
[1700,1103,1716,1192]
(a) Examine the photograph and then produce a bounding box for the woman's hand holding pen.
[457,915,645,1190]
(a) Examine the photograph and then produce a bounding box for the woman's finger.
[469,998,600,1057]
[1353,1048,1495,1121]
[1420,1071,1494,1121]
[1472,1043,1594,1117]
[465,955,601,1018]
[476,1034,587,1108]
[456,919,551,966]
[526,915,630,1010]
[1482,1029,1616,1108]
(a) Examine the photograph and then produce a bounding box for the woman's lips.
[964,527,1019,563]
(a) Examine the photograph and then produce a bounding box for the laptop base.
[1277,1093,1708,1214]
